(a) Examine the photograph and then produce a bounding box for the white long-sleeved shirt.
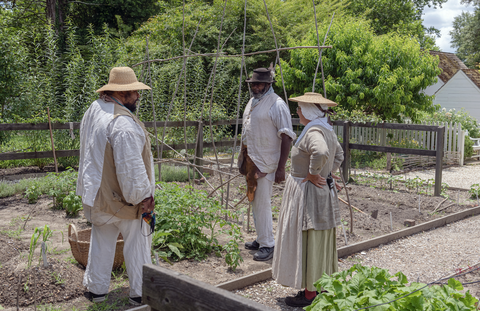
[77,99,155,224]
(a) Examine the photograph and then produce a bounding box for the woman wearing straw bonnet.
[272,92,344,308]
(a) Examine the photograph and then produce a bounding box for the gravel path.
[235,209,480,310]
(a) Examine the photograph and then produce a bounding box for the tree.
[280,18,441,121]
[1,0,161,37]
[345,0,447,49]
[450,6,480,68]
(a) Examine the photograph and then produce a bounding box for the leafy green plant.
[63,191,83,217]
[307,264,478,311]
[469,183,480,200]
[153,182,243,270]
[25,185,41,204]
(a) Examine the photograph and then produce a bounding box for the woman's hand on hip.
[302,173,326,188]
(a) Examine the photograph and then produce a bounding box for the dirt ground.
[0,165,477,310]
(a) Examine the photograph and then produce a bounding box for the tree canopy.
[280,18,441,121]
[450,2,480,68]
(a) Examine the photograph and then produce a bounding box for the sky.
[422,0,476,53]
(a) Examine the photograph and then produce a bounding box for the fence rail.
[333,120,465,166]
[0,119,446,195]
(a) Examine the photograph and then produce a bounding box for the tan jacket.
[291,125,344,230]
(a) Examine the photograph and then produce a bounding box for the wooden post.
[47,107,58,173]
[195,121,204,174]
[143,264,275,311]
[434,126,445,196]
[459,127,465,166]
[342,121,350,182]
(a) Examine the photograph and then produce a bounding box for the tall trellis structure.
[131,0,335,215]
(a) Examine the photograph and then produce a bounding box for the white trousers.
[252,176,275,248]
[83,218,152,297]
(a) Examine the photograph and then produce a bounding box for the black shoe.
[253,246,274,261]
[284,290,314,308]
[84,291,106,303]
[129,296,142,306]
[245,240,260,250]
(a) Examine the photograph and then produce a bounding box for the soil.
[0,165,477,310]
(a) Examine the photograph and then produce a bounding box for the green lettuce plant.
[307,264,478,311]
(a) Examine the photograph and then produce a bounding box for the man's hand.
[275,166,286,183]
[302,173,327,188]
[142,196,155,214]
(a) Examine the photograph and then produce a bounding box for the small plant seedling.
[64,256,78,265]
[51,271,65,285]
[0,226,23,240]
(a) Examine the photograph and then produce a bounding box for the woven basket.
[68,224,125,270]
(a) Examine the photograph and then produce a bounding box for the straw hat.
[289,92,338,107]
[96,67,151,93]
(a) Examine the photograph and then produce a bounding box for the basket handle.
[68,224,81,254]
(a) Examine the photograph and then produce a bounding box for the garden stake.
[246,202,252,233]
[41,242,48,267]
[154,253,159,266]
[418,194,421,214]
[47,107,58,173]
[338,197,369,216]
[34,268,37,311]
[16,274,21,311]
[207,173,242,198]
[339,168,354,233]
[390,212,393,231]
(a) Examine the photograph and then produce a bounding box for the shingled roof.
[429,50,480,90]
[463,69,480,89]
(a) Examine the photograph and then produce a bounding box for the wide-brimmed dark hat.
[245,68,276,83]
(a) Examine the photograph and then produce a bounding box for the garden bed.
[0,167,478,310]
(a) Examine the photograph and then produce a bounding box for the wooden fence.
[0,120,446,195]
[333,121,445,196]
[334,121,465,166]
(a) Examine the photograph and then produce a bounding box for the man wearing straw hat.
[238,65,296,261]
[77,67,155,306]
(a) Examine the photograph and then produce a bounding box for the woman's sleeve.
[332,141,344,173]
[304,129,329,175]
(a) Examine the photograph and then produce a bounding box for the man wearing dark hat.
[238,66,296,261]
[77,67,155,306]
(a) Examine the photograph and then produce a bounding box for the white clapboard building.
[424,51,480,121]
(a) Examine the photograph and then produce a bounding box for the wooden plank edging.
[143,264,275,311]
[216,205,480,291]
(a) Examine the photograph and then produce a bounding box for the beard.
[123,96,139,113]
[251,84,270,99]
[124,102,137,113]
